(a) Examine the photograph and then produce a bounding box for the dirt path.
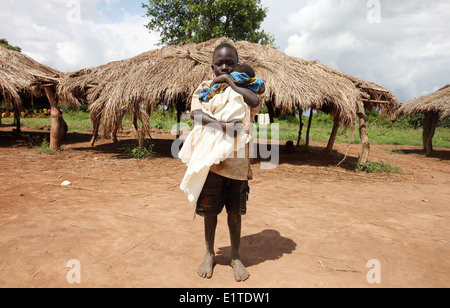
[0,128,449,288]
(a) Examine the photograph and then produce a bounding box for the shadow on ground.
[215,229,297,268]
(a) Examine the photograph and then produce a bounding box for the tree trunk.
[305,109,313,151]
[424,111,439,156]
[44,85,65,151]
[324,114,340,154]
[357,101,370,166]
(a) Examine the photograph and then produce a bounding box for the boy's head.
[235,64,256,78]
[212,43,239,77]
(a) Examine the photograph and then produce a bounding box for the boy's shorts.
[196,172,250,217]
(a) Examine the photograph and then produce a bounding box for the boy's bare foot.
[231,259,250,282]
[198,253,215,279]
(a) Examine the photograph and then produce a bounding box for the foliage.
[142,0,274,45]
[30,137,61,155]
[125,143,157,159]
[357,160,402,174]
[0,38,21,52]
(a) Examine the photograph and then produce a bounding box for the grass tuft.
[357,160,402,174]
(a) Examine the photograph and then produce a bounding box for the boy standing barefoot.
[189,43,260,282]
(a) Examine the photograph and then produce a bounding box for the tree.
[0,39,21,52]
[142,0,274,45]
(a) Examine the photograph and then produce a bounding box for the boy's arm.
[191,109,243,137]
[210,75,260,108]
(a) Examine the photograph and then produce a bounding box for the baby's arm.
[210,75,260,108]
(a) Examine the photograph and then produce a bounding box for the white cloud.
[2,0,449,103]
[282,0,450,102]
[0,0,159,72]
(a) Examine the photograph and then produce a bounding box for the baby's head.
[234,64,256,78]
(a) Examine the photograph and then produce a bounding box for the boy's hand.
[210,74,234,88]
[223,120,244,137]
[210,74,260,108]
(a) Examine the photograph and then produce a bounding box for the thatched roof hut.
[0,46,60,111]
[396,85,449,155]
[116,38,364,125]
[397,85,450,119]
[58,38,398,163]
[59,38,399,126]
[58,38,366,128]
[57,49,160,141]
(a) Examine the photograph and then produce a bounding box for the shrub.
[125,144,157,159]
[357,160,402,174]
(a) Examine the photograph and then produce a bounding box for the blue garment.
[199,72,265,103]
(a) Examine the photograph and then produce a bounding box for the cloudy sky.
[1,0,449,103]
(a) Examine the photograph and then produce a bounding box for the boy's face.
[212,47,238,77]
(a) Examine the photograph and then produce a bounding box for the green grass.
[357,160,402,174]
[27,137,61,155]
[1,110,92,131]
[272,112,450,148]
[124,143,157,159]
[2,109,449,148]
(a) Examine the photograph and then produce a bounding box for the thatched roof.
[0,46,60,110]
[310,61,399,114]
[397,85,450,118]
[58,38,399,133]
[115,38,363,124]
[57,49,160,135]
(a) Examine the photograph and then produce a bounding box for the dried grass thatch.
[397,85,450,119]
[57,49,160,137]
[117,38,362,126]
[311,61,399,115]
[58,38,399,135]
[0,46,60,110]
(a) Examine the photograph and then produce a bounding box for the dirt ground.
[0,126,449,288]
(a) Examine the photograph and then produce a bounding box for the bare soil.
[0,127,449,288]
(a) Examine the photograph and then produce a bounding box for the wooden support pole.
[176,105,182,140]
[43,85,66,151]
[305,109,313,151]
[112,122,120,143]
[266,102,275,124]
[13,104,21,132]
[422,112,432,152]
[132,109,139,139]
[423,111,439,156]
[357,101,370,166]
[324,114,340,154]
[90,116,100,146]
[297,106,304,147]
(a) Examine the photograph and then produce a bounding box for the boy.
[189,43,261,282]
[179,63,265,209]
